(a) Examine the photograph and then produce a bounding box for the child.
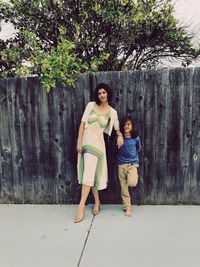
[117,116,141,217]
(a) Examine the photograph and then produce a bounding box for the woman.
[75,83,123,223]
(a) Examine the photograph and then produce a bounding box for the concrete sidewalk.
[0,205,200,267]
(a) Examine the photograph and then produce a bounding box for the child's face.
[123,120,133,134]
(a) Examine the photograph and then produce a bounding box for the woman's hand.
[117,135,124,148]
[77,122,85,154]
[77,141,83,154]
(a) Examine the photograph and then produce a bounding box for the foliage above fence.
[1,28,108,92]
[1,0,200,80]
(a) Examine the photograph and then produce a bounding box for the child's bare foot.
[125,208,132,217]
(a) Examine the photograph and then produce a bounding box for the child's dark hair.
[94,83,113,105]
[120,116,139,138]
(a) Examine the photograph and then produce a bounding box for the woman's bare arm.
[116,130,124,148]
[77,121,85,153]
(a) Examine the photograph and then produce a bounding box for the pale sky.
[173,0,200,26]
[173,0,200,45]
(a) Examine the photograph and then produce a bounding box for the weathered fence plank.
[190,67,200,204]
[36,80,50,203]
[10,78,25,203]
[29,78,44,203]
[0,68,199,204]
[143,70,157,204]
[155,69,168,204]
[167,69,182,204]
[23,78,37,203]
[16,78,28,204]
[181,68,194,203]
[0,79,14,203]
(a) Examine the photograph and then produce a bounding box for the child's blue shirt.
[117,136,141,165]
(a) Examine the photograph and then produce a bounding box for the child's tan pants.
[118,163,139,209]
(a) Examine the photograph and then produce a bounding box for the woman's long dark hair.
[120,116,139,138]
[94,83,113,105]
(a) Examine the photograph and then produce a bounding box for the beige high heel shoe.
[74,206,85,223]
[92,203,101,215]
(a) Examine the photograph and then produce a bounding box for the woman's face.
[98,88,108,103]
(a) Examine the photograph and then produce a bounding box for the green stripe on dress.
[90,109,110,118]
[88,110,110,128]
[79,154,84,184]
[79,145,104,189]
[88,120,107,129]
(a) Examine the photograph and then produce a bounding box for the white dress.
[77,108,110,190]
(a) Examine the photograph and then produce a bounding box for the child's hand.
[117,136,124,148]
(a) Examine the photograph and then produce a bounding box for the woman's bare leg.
[74,184,91,223]
[91,186,100,215]
[79,184,91,206]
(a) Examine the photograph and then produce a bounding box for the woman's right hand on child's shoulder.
[77,141,83,154]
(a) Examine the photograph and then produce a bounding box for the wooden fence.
[0,68,199,204]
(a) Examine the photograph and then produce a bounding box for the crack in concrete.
[77,215,95,267]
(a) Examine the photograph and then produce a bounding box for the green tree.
[0,28,106,91]
[0,0,200,77]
